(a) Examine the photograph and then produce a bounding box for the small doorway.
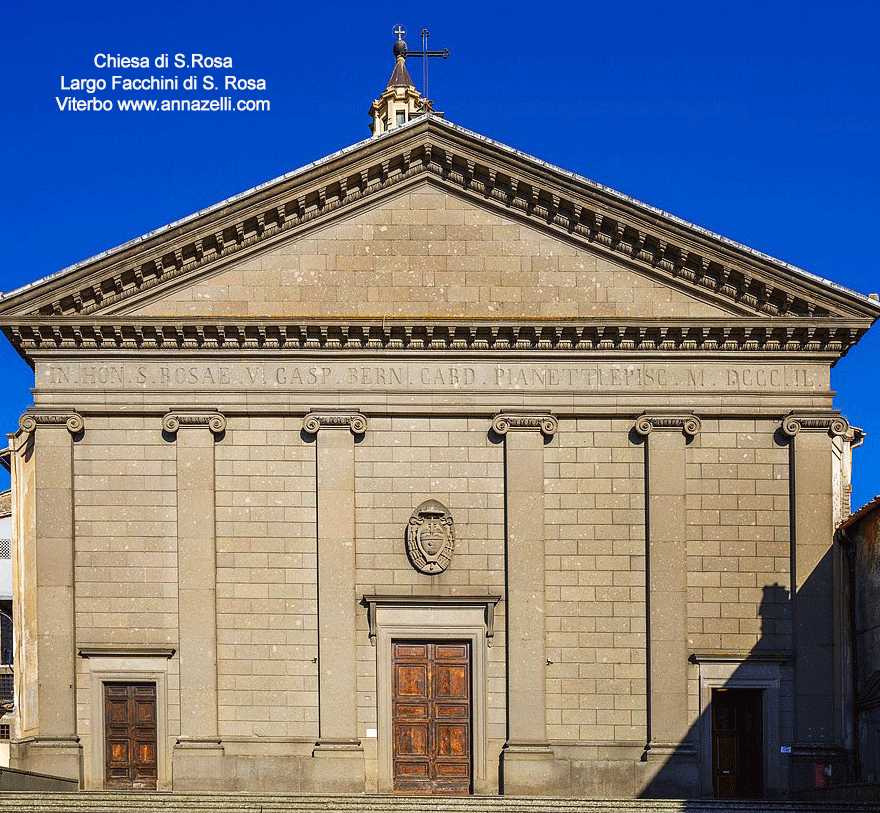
[712,687,763,798]
[392,641,471,794]
[104,682,158,789]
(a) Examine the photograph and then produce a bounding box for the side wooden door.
[712,688,763,798]
[104,682,158,789]
[392,641,471,794]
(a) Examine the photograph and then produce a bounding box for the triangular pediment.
[125,181,733,321]
[1,116,877,360]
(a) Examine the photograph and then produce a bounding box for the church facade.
[1,48,878,799]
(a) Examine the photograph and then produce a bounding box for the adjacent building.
[836,496,880,788]
[0,41,878,798]
[0,489,12,765]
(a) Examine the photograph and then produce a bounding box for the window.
[396,110,406,127]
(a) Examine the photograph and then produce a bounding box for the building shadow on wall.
[638,559,850,800]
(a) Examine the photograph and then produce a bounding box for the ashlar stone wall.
[544,419,647,745]
[214,416,318,740]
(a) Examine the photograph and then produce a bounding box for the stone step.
[0,795,877,813]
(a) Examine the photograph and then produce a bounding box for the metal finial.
[393,24,406,40]
[402,26,450,110]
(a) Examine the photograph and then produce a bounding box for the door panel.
[392,641,471,794]
[104,682,158,790]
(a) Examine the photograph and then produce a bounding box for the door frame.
[710,686,764,798]
[694,653,786,798]
[371,601,493,794]
[82,651,172,790]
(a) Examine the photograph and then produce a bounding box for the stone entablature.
[33,360,830,394]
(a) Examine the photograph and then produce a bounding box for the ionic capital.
[781,412,849,439]
[491,413,558,437]
[302,411,367,435]
[162,410,227,435]
[634,413,701,437]
[18,410,84,435]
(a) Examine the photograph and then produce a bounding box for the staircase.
[0,794,877,813]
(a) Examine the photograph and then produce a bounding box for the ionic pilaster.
[165,410,225,755]
[303,411,367,435]
[11,410,82,778]
[495,413,560,792]
[306,410,364,787]
[18,409,84,435]
[633,413,699,771]
[782,411,849,767]
[162,410,227,435]
[491,413,558,437]
[781,412,849,438]
[633,413,701,437]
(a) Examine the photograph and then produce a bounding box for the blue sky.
[1,1,878,505]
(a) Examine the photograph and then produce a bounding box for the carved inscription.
[39,361,825,393]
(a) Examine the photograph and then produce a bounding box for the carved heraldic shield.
[406,499,454,574]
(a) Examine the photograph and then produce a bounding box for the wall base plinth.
[500,743,569,796]
[639,742,700,798]
[303,742,365,792]
[172,740,227,792]
[9,738,82,784]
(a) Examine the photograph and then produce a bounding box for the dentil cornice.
[2,316,868,362]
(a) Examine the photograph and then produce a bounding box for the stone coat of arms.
[406,499,454,574]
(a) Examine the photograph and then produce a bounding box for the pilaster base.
[303,740,365,792]
[500,743,569,796]
[640,741,699,798]
[9,737,82,784]
[172,739,227,791]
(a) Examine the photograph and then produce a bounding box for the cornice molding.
[18,410,84,435]
[689,650,790,664]
[78,646,176,659]
[302,411,367,434]
[162,410,227,435]
[2,122,875,324]
[634,413,702,437]
[361,593,502,646]
[491,413,558,437]
[781,411,850,438]
[2,317,866,358]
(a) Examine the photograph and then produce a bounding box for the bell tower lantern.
[369,28,424,135]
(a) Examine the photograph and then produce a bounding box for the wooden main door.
[712,688,763,798]
[392,641,471,794]
[104,682,158,789]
